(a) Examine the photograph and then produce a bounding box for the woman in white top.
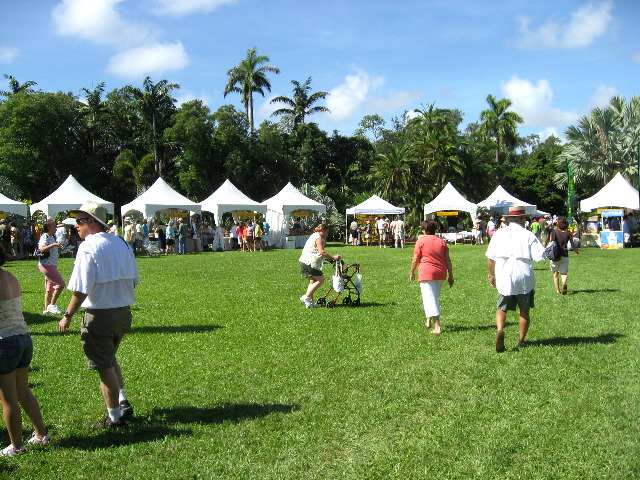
[298,223,341,308]
[38,220,65,315]
[0,244,49,456]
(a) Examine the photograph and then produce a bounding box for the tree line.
[1,47,637,230]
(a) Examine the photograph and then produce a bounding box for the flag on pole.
[567,159,575,223]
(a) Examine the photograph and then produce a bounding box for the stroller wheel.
[342,297,352,305]
[316,297,326,305]
[353,298,361,306]
[327,301,335,308]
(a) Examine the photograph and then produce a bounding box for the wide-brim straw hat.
[503,206,529,217]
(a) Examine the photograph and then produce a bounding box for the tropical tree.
[0,74,37,98]
[270,77,330,130]
[557,95,640,191]
[479,94,524,185]
[224,47,280,134]
[123,77,180,176]
[368,143,413,207]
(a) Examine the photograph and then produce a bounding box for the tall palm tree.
[123,77,180,176]
[480,94,524,185]
[79,82,108,153]
[224,47,280,134]
[270,77,330,129]
[1,74,37,98]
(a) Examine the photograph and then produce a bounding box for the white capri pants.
[420,280,444,317]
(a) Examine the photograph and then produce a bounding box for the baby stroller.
[316,260,362,308]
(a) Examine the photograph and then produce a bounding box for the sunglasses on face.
[75,217,92,225]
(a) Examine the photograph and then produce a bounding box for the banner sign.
[233,211,256,218]
[291,210,310,217]
[436,211,459,216]
[600,209,624,217]
[165,212,188,218]
[0,213,5,220]
[567,159,575,223]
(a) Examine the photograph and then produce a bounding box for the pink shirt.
[413,235,449,281]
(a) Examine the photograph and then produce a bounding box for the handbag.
[544,231,562,261]
[332,262,344,293]
[353,273,363,293]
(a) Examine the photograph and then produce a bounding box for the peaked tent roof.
[121,177,202,219]
[346,195,405,215]
[31,175,114,219]
[0,192,28,217]
[200,179,266,222]
[477,185,537,214]
[424,182,477,217]
[580,172,639,211]
[263,182,326,215]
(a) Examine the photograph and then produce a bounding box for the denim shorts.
[0,333,33,375]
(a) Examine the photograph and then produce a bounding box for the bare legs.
[98,363,124,409]
[0,368,47,449]
[553,271,569,295]
[495,309,530,351]
[44,288,63,310]
[304,275,325,302]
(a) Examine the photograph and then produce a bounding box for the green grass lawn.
[1,243,638,479]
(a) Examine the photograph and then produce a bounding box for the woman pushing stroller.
[299,223,341,308]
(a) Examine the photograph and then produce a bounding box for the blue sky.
[1,0,638,140]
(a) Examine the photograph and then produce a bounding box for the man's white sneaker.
[47,304,62,315]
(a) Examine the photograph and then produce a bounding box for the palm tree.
[79,82,109,153]
[270,77,330,129]
[123,77,180,176]
[480,94,524,185]
[556,95,640,189]
[368,143,413,207]
[224,47,280,134]
[1,74,37,98]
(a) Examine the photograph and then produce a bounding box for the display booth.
[345,195,405,244]
[263,182,326,248]
[121,177,202,253]
[31,175,114,220]
[580,172,639,249]
[200,179,267,251]
[0,192,28,218]
[424,183,477,241]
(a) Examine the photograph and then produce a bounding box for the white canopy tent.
[200,179,267,251]
[345,195,405,242]
[346,195,405,216]
[580,172,639,212]
[31,175,114,219]
[263,182,326,248]
[121,177,202,220]
[477,185,537,215]
[424,182,477,219]
[0,192,28,217]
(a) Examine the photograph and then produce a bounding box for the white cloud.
[516,0,613,49]
[150,0,237,16]
[107,42,189,79]
[325,69,385,122]
[588,84,619,108]
[501,75,577,127]
[52,0,155,48]
[366,89,426,114]
[175,91,211,108]
[0,46,19,63]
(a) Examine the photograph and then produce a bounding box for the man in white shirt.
[376,216,387,248]
[393,215,405,248]
[59,201,140,429]
[486,206,546,352]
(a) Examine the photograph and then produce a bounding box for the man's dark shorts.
[81,306,132,370]
[497,290,535,312]
[300,261,323,278]
[0,333,33,375]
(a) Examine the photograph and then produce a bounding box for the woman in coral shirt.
[409,220,454,334]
